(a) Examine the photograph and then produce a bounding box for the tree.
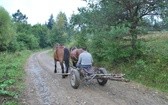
[50,12,69,45]
[56,12,68,31]
[11,9,40,50]
[12,9,28,23]
[0,6,15,51]
[46,14,54,30]
[97,0,168,52]
[71,0,168,54]
[17,32,39,50]
[160,8,168,30]
[69,0,168,65]
[32,24,50,48]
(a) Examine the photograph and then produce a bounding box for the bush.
[89,25,132,67]
[0,6,15,51]
[0,50,32,104]
[17,33,39,50]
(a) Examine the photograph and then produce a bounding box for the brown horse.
[54,44,70,78]
[70,47,84,67]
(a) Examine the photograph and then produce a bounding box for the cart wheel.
[70,69,80,89]
[97,68,108,86]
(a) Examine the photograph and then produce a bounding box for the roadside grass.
[0,50,32,105]
[120,31,168,93]
[48,49,54,56]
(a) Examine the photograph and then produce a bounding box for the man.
[76,47,93,70]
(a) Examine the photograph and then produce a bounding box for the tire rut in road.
[25,53,56,105]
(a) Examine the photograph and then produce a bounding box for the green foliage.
[120,32,168,92]
[0,6,15,51]
[0,50,32,104]
[109,25,130,38]
[1,15,41,52]
[49,12,69,46]
[0,7,70,51]
[14,22,32,34]
[56,12,68,31]
[32,24,50,48]
[0,79,17,97]
[71,0,168,56]
[90,25,132,66]
[73,32,88,48]
[7,35,20,52]
[2,101,18,105]
[17,33,39,50]
[46,14,54,30]
[12,9,28,23]
[70,0,168,92]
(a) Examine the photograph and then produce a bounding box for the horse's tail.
[64,48,70,67]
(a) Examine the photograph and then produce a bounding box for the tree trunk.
[130,20,138,56]
[130,28,137,50]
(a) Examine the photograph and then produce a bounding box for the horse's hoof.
[54,71,57,73]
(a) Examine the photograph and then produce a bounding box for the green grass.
[0,50,32,105]
[96,31,168,93]
[120,32,168,93]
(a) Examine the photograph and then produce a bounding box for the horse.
[70,47,84,67]
[54,44,70,78]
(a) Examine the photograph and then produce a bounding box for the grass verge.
[0,50,32,105]
[120,32,168,93]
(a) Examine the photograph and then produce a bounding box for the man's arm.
[91,55,94,66]
[76,54,82,67]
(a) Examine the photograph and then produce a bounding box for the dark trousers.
[78,65,91,69]
[79,65,93,74]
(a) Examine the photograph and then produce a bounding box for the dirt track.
[21,50,168,105]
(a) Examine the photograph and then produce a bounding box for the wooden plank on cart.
[109,77,130,82]
[109,73,130,82]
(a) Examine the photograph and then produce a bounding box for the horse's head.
[53,43,60,49]
[70,47,84,67]
[70,46,77,52]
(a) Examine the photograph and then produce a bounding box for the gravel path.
[21,50,168,105]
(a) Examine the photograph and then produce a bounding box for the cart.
[69,67,129,89]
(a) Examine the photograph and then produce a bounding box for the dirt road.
[21,50,168,105]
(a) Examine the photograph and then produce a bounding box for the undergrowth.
[119,33,168,93]
[97,32,168,93]
[0,50,32,105]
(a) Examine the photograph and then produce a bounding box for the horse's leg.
[54,60,57,73]
[63,47,70,77]
[60,62,65,78]
[72,61,76,67]
[64,59,69,77]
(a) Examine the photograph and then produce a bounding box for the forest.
[0,0,168,104]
